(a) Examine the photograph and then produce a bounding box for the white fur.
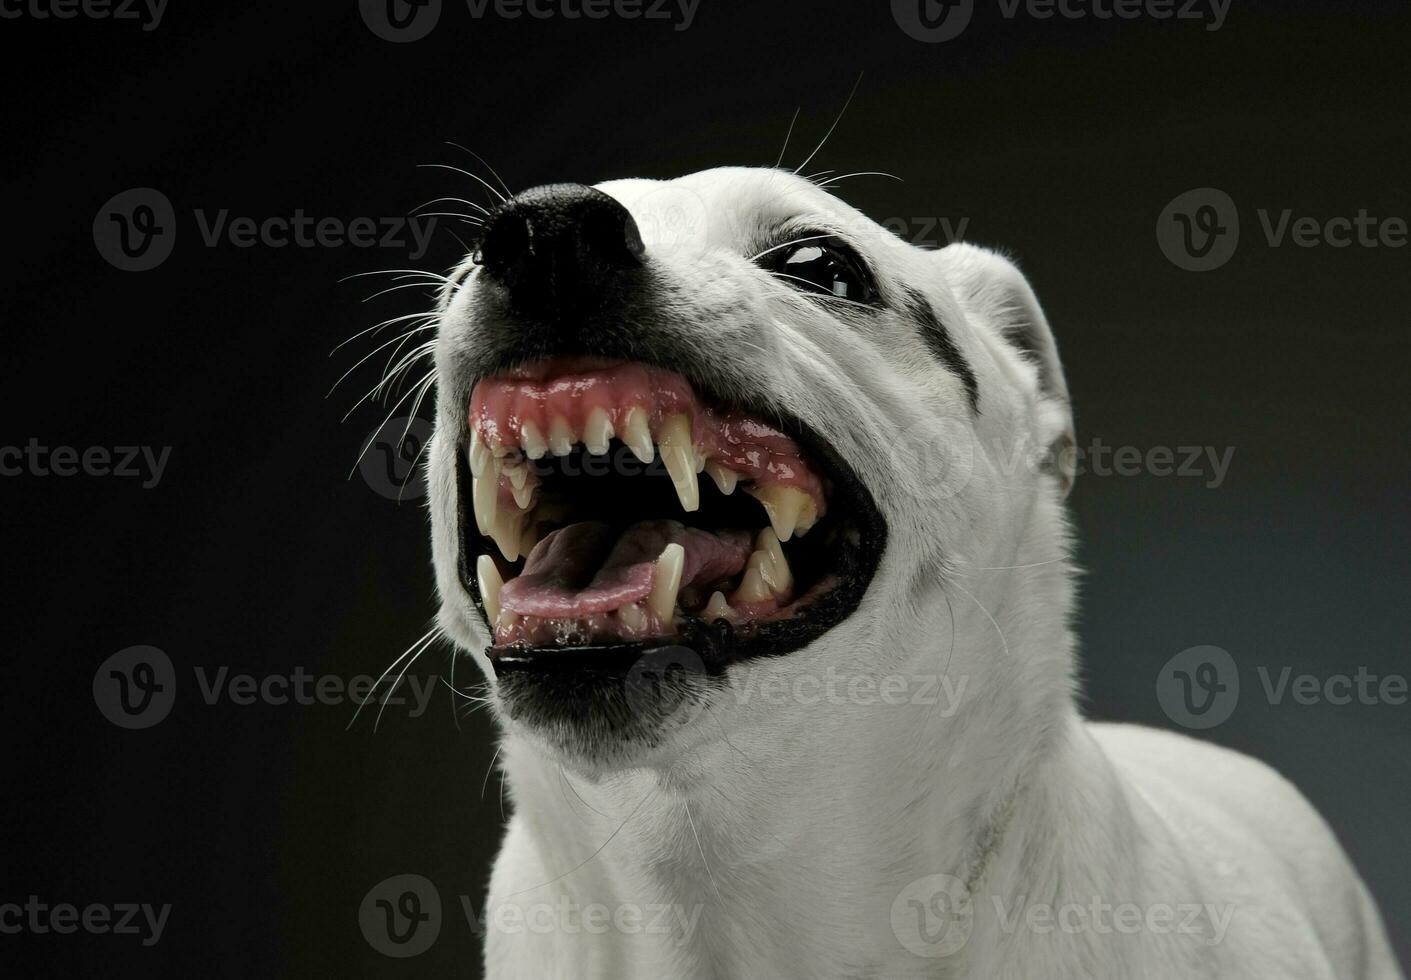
[424,168,1401,978]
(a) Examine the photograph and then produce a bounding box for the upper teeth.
[658,413,699,513]
[466,411,817,562]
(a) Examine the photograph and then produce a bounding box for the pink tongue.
[499,520,752,619]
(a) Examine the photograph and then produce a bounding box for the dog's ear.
[936,244,1076,496]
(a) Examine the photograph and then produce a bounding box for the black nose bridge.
[475,183,644,316]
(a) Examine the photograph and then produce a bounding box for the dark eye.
[763,236,880,306]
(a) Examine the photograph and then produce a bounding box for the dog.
[422,168,1402,978]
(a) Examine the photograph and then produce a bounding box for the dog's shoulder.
[1088,722,1399,978]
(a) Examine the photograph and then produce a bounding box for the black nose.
[475,183,645,316]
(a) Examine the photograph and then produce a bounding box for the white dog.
[422,168,1401,978]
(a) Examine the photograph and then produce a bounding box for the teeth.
[623,407,654,463]
[732,530,793,606]
[495,609,518,634]
[659,413,700,512]
[491,513,522,561]
[695,449,707,474]
[505,461,529,491]
[510,478,534,510]
[618,603,648,633]
[752,528,793,594]
[548,416,574,456]
[520,420,548,460]
[468,432,491,477]
[747,484,813,542]
[734,564,771,604]
[703,591,734,622]
[647,542,685,625]
[476,555,503,624]
[472,471,498,536]
[584,407,614,455]
[705,462,739,495]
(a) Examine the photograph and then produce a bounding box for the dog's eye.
[763,237,880,306]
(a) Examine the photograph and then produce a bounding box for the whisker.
[338,268,451,284]
[793,72,864,176]
[330,313,435,357]
[418,163,511,208]
[504,786,660,898]
[774,107,801,169]
[346,624,442,731]
[445,142,514,199]
[684,800,723,904]
[374,626,442,733]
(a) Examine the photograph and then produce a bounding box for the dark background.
[2,0,1407,975]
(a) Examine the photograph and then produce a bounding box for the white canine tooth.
[519,420,548,460]
[468,432,491,477]
[623,407,654,463]
[796,498,819,536]
[584,407,614,455]
[748,484,811,542]
[659,413,700,513]
[505,461,529,491]
[703,591,734,622]
[490,512,521,562]
[734,564,771,604]
[548,416,575,456]
[647,543,685,625]
[753,528,793,594]
[472,470,498,535]
[618,603,648,633]
[476,555,504,624]
[705,462,739,495]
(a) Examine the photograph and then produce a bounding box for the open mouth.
[457,357,885,672]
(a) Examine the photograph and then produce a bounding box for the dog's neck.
[492,497,1153,976]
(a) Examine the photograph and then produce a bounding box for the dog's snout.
[476,183,645,316]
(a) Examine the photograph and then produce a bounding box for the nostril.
[474,183,644,313]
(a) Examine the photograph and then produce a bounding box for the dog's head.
[427,167,1076,772]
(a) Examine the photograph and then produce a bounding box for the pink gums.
[468,357,826,516]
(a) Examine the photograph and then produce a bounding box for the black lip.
[454,373,887,679]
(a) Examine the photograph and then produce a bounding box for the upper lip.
[455,357,887,672]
